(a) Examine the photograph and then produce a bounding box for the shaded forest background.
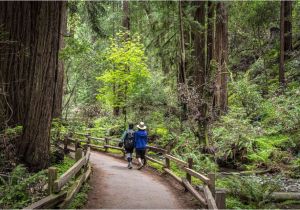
[1,1,300,209]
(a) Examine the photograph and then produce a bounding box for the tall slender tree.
[0,1,66,171]
[207,1,215,76]
[213,2,228,117]
[279,0,293,88]
[193,1,208,144]
[122,0,130,125]
[122,0,130,32]
[178,0,187,121]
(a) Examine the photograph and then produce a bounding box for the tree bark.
[178,0,187,121]
[122,0,130,125]
[279,1,285,88]
[122,0,130,32]
[213,2,228,117]
[284,1,293,58]
[0,1,66,171]
[207,1,215,77]
[193,1,206,90]
[279,0,292,88]
[53,2,67,119]
[193,1,207,145]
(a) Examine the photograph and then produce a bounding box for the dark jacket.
[134,130,148,149]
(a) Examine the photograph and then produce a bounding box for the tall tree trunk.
[113,0,130,117]
[279,1,292,88]
[53,3,67,119]
[122,0,130,126]
[193,1,207,145]
[279,1,285,88]
[207,1,215,77]
[284,1,293,58]
[0,1,66,171]
[178,0,187,121]
[122,0,130,32]
[182,1,192,82]
[213,2,228,118]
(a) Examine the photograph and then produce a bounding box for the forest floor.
[84,151,198,209]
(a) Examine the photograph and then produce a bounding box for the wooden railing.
[24,146,91,209]
[66,132,225,209]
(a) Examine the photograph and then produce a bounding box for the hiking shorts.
[136,149,146,159]
[125,148,134,154]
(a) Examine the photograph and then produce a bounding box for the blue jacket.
[134,130,148,149]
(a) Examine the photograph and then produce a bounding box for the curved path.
[85,151,196,209]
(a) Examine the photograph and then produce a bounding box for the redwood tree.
[279,0,293,88]
[213,2,228,117]
[193,1,207,144]
[207,1,215,76]
[0,1,66,171]
[178,0,188,121]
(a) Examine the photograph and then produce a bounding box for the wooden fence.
[66,132,225,209]
[24,146,91,209]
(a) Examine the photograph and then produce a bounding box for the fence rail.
[24,143,91,209]
[67,131,225,209]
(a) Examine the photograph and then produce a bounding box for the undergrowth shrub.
[229,75,263,119]
[171,130,218,173]
[0,165,47,209]
[218,176,280,209]
[69,183,91,208]
[0,125,22,173]
[260,89,300,134]
[212,107,259,167]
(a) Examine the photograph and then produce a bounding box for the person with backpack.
[134,122,148,170]
[119,123,135,169]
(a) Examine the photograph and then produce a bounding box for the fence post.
[87,133,91,145]
[165,145,170,169]
[105,137,109,152]
[208,173,216,197]
[216,190,226,209]
[63,134,69,154]
[186,157,193,184]
[85,133,91,154]
[75,148,83,178]
[48,167,57,194]
[75,139,79,150]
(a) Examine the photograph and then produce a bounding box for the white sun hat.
[137,122,147,130]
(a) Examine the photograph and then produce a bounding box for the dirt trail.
[85,151,195,209]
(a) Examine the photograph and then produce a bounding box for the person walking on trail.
[135,122,148,170]
[119,123,135,169]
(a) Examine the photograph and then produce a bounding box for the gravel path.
[85,151,194,209]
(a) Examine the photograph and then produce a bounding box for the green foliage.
[260,89,300,134]
[212,107,258,165]
[69,183,91,209]
[0,165,47,209]
[291,157,300,178]
[229,74,263,118]
[247,135,292,167]
[50,118,67,144]
[2,125,23,138]
[53,156,76,176]
[218,176,279,209]
[180,150,218,173]
[0,154,82,209]
[97,32,150,109]
[226,196,255,209]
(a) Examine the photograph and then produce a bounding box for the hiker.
[119,123,135,169]
[134,122,148,170]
